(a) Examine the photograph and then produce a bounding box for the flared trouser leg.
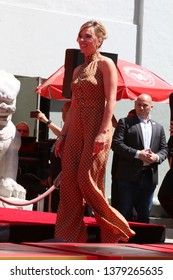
[54,167,88,242]
[77,146,135,243]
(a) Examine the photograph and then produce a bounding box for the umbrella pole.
[168,92,173,167]
[35,77,42,141]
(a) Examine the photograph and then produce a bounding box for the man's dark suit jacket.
[111,115,168,185]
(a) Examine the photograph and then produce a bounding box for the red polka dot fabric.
[54,52,135,242]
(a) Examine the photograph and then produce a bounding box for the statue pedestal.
[0,197,33,211]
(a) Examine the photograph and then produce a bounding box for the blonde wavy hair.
[78,19,107,48]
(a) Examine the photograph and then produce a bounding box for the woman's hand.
[54,136,66,158]
[93,132,107,155]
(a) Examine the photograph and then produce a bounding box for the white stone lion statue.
[0,70,26,199]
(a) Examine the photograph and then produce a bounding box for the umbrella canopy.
[35,66,69,100]
[116,60,173,103]
[35,60,173,102]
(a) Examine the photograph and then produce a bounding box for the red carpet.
[0,207,97,226]
[0,207,166,244]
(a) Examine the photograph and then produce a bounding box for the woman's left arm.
[93,58,117,154]
[99,58,117,133]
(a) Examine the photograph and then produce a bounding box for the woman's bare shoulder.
[98,54,116,71]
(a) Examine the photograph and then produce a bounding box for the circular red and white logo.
[123,66,155,86]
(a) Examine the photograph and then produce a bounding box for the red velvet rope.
[0,172,61,206]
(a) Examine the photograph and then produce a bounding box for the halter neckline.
[85,52,99,64]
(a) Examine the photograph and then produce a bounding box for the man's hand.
[139,148,158,164]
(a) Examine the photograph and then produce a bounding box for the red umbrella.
[35,66,69,100]
[116,60,173,103]
[36,60,173,102]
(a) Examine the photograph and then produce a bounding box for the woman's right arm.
[58,103,73,137]
[58,65,80,137]
[54,65,80,157]
[54,102,73,158]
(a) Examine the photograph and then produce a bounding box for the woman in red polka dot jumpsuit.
[54,19,135,243]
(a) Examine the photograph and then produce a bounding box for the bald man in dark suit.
[111,94,168,223]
